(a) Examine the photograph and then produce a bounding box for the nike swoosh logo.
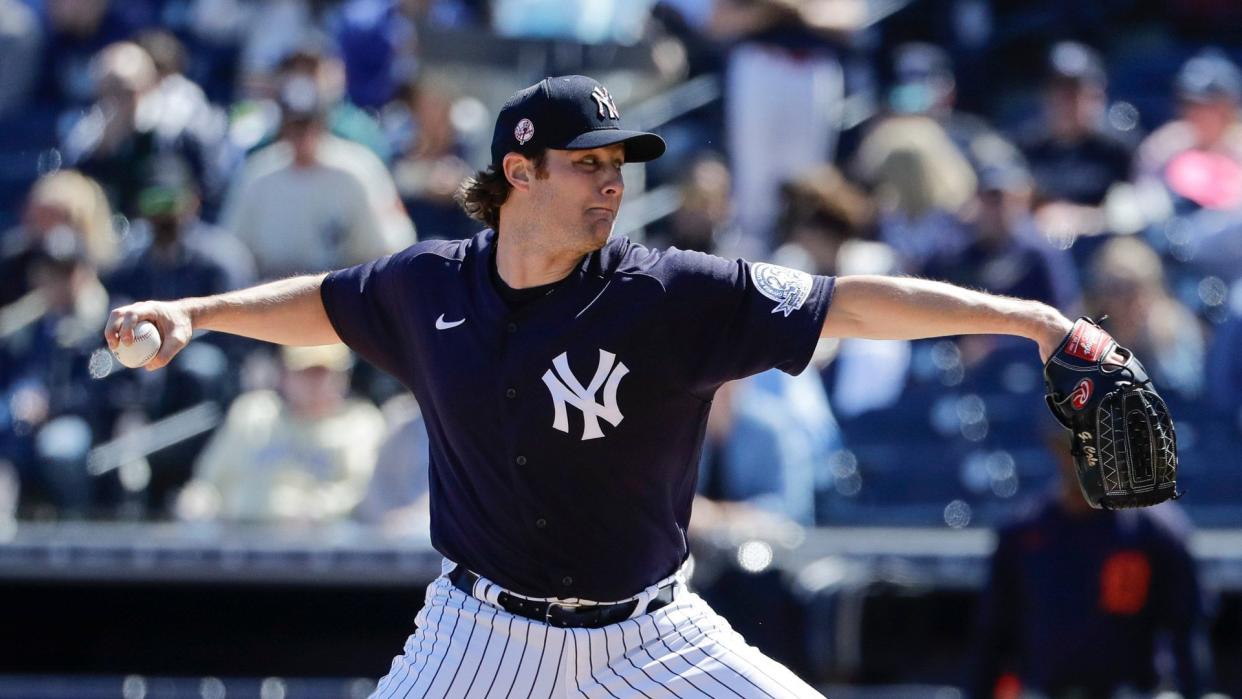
[435,314,465,330]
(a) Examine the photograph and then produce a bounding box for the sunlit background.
[1,0,1242,696]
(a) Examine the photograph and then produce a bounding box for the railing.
[5,521,1242,589]
[615,74,725,238]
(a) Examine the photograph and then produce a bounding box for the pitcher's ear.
[503,154,531,189]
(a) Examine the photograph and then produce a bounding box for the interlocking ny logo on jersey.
[542,349,628,440]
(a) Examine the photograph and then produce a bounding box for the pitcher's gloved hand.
[1043,317,1181,509]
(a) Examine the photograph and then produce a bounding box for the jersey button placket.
[535,517,547,529]
[561,576,574,587]
[501,319,527,476]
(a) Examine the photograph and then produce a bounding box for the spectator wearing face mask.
[220,73,416,280]
[0,170,116,309]
[1017,42,1138,248]
[0,229,112,514]
[386,77,477,240]
[105,153,254,305]
[924,158,1081,314]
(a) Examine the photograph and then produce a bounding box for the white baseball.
[113,321,162,369]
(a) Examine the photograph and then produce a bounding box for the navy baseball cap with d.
[491,75,666,168]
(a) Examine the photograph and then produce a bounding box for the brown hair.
[1088,236,1166,295]
[455,151,547,230]
[854,116,975,218]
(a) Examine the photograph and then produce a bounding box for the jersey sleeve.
[319,250,413,382]
[658,248,835,394]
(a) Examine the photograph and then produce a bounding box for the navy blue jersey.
[321,229,834,600]
[970,500,1207,697]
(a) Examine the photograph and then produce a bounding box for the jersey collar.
[470,229,628,321]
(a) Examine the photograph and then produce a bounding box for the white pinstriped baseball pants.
[370,562,825,698]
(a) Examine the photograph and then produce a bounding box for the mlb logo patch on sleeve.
[750,262,813,317]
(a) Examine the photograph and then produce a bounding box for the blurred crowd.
[0,0,1241,545]
[2,0,1241,694]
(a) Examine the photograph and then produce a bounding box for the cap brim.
[557,129,666,163]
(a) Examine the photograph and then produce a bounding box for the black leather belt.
[447,565,676,629]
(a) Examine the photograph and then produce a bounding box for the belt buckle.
[544,601,571,627]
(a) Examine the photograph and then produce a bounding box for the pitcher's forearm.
[822,275,1072,360]
[186,273,339,346]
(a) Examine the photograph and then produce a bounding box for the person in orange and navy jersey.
[969,422,1213,699]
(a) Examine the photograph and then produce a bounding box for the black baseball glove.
[1043,317,1181,509]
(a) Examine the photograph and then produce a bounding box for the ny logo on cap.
[591,86,619,119]
[543,349,628,440]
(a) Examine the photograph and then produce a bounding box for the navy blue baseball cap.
[490,75,666,168]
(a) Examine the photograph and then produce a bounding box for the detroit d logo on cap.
[514,118,535,145]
